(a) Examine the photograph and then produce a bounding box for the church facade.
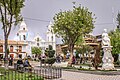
[0,21,56,59]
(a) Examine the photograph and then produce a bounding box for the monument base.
[102,46,115,70]
[102,61,115,70]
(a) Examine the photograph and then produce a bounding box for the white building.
[0,21,56,59]
[46,22,56,50]
[0,40,28,59]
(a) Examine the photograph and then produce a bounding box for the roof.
[0,40,28,45]
[61,43,99,49]
[85,38,94,41]
[86,43,99,46]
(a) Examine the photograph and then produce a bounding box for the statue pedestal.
[102,46,115,70]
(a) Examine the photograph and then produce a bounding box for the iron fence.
[0,66,62,80]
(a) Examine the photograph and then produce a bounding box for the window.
[37,38,39,42]
[37,43,39,46]
[51,36,53,41]
[0,45,3,52]
[10,45,13,52]
[23,28,25,30]
[23,35,26,40]
[19,46,22,52]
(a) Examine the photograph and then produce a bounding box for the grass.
[0,67,44,80]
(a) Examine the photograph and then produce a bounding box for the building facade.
[0,21,56,59]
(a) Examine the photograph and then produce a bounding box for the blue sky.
[0,0,120,43]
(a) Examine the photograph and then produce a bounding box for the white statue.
[101,29,114,70]
[102,29,111,47]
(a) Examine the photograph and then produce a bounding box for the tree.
[117,12,120,29]
[31,47,42,56]
[45,45,55,58]
[44,45,56,66]
[0,0,25,62]
[76,44,93,64]
[109,29,120,62]
[53,3,95,65]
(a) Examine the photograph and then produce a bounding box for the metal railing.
[0,66,62,80]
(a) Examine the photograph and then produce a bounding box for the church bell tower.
[46,22,56,50]
[18,21,28,41]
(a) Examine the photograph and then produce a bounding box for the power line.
[23,17,115,25]
[24,17,50,22]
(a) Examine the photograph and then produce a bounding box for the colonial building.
[0,40,28,59]
[0,21,56,59]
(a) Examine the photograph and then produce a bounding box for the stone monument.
[102,29,114,70]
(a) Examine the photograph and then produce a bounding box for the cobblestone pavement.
[60,71,120,80]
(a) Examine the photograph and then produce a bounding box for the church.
[0,21,56,59]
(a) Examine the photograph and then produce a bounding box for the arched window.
[0,45,3,52]
[10,45,13,52]
[37,38,39,42]
[19,46,22,52]
[23,28,25,30]
[37,43,39,46]
[51,36,53,41]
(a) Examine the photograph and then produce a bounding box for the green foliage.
[45,45,55,58]
[31,47,42,55]
[0,68,44,80]
[53,3,95,57]
[117,12,120,27]
[44,45,56,65]
[0,0,25,59]
[0,0,25,27]
[48,50,55,58]
[109,29,120,54]
[62,48,68,55]
[49,45,53,50]
[53,4,95,44]
[76,44,93,55]
[45,58,56,64]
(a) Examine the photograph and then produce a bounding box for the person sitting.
[23,58,31,67]
[16,57,23,70]
[23,58,32,72]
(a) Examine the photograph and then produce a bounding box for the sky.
[0,0,120,43]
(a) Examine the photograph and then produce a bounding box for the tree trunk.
[5,36,8,59]
[82,53,85,64]
[67,44,74,67]
[94,46,101,70]
[4,35,9,69]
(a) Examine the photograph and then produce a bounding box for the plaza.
[22,61,120,80]
[0,0,120,80]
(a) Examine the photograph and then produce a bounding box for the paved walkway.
[29,61,120,80]
[61,71,120,80]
